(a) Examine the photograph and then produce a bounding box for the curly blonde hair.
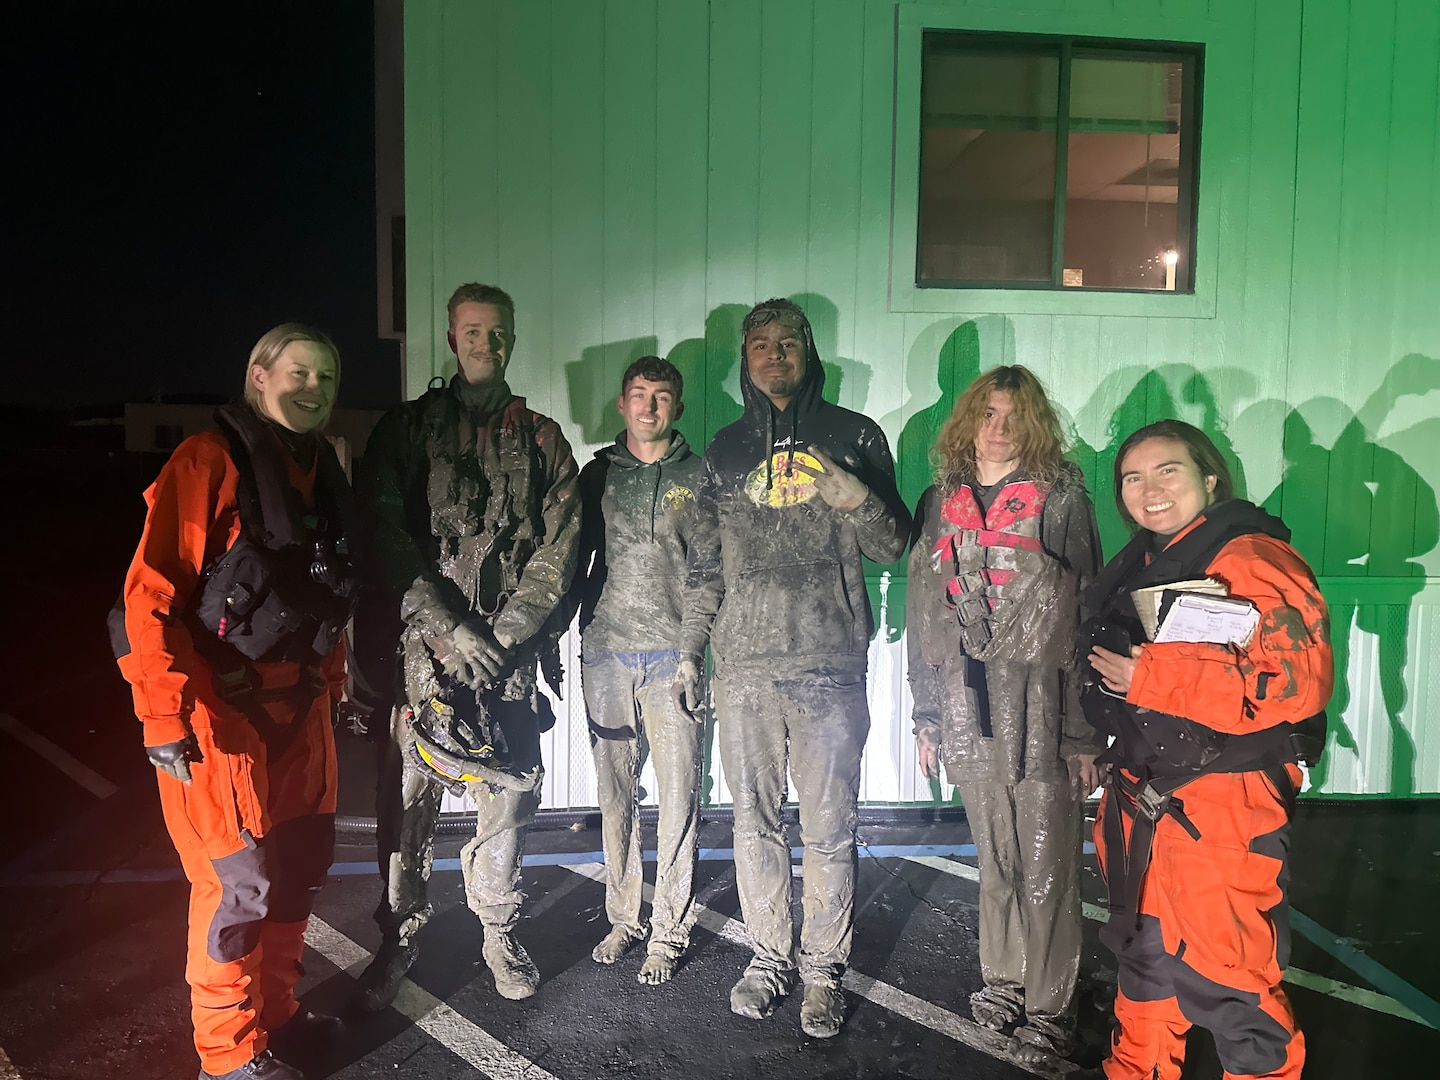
[932,365,1066,487]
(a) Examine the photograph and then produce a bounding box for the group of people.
[116,286,1333,1080]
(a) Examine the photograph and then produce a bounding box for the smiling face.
[617,375,682,456]
[250,340,338,434]
[973,390,1020,480]
[1119,435,1218,535]
[744,319,807,408]
[448,301,515,386]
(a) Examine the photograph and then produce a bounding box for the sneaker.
[200,1049,304,1080]
[267,1008,343,1060]
[969,985,1024,1031]
[591,924,645,964]
[799,983,845,1038]
[352,940,417,1013]
[483,931,540,1000]
[729,964,797,1020]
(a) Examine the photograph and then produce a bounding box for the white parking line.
[303,917,559,1080]
[903,854,1435,1030]
[0,713,118,800]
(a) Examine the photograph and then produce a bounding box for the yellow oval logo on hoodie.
[745,450,823,507]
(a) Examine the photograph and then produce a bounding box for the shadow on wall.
[566,336,660,445]
[666,305,747,448]
[791,292,874,415]
[1240,353,1440,795]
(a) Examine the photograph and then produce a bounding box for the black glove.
[146,734,203,783]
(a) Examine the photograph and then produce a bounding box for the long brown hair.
[932,365,1066,487]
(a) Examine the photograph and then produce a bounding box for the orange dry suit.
[115,403,357,1076]
[1079,499,1332,1080]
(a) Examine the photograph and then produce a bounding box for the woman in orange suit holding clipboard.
[1078,419,1332,1080]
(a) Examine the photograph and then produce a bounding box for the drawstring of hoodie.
[649,458,662,540]
[763,404,800,491]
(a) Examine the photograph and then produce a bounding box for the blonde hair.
[242,323,340,411]
[932,365,1066,487]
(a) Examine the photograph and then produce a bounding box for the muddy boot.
[483,931,540,1000]
[591,924,645,964]
[969,984,1024,1031]
[799,983,846,1038]
[353,940,417,1013]
[200,1049,304,1080]
[267,1008,343,1060]
[729,963,796,1020]
[1007,1014,1076,1067]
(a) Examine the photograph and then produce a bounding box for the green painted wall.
[404,0,1440,798]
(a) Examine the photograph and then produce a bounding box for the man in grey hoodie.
[676,299,910,1037]
[572,356,706,986]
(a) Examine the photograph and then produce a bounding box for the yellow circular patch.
[661,485,695,514]
[745,450,823,507]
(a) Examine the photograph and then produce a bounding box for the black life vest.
[1079,498,1326,778]
[110,402,360,666]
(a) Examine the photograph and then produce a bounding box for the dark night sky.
[6,2,400,410]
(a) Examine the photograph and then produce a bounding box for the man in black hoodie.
[572,356,706,986]
[676,299,910,1037]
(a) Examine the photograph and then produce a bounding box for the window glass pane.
[1063,57,1185,290]
[919,40,1059,284]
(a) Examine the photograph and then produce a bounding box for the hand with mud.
[1067,753,1105,795]
[916,725,942,780]
[807,445,869,511]
[146,734,203,783]
[441,621,513,689]
[671,655,704,723]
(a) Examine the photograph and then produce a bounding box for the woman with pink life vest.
[907,365,1103,1066]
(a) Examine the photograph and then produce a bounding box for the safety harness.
[1079,500,1325,932]
[111,403,360,753]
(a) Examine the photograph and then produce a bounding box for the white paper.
[1154,593,1260,647]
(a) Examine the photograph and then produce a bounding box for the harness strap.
[1103,769,1202,929]
[212,660,327,759]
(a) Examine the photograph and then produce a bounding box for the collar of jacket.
[598,429,693,469]
[448,373,516,418]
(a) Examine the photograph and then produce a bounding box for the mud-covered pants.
[158,686,337,1076]
[716,664,869,989]
[955,775,1083,1026]
[373,695,544,946]
[1094,767,1304,1080]
[582,648,702,957]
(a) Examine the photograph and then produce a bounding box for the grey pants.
[716,665,870,989]
[373,695,544,945]
[582,648,702,956]
[955,774,1084,1022]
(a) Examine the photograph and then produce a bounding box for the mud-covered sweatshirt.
[573,431,705,653]
[680,343,910,674]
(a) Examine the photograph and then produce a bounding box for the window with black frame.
[918,32,1201,293]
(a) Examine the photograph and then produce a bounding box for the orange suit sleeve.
[1125,534,1333,735]
[119,433,241,747]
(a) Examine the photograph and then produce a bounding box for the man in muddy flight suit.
[676,299,910,1037]
[353,283,580,1009]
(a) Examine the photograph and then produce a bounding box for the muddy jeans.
[955,775,1083,1023]
[582,647,702,956]
[716,664,870,989]
[373,695,544,945]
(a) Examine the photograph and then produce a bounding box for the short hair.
[931,365,1066,486]
[1112,419,1235,528]
[242,323,339,412]
[621,355,684,399]
[447,283,516,327]
[741,297,811,347]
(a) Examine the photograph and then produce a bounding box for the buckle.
[214,668,255,700]
[1134,783,1171,822]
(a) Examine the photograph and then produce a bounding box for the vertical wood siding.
[406,0,1440,804]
